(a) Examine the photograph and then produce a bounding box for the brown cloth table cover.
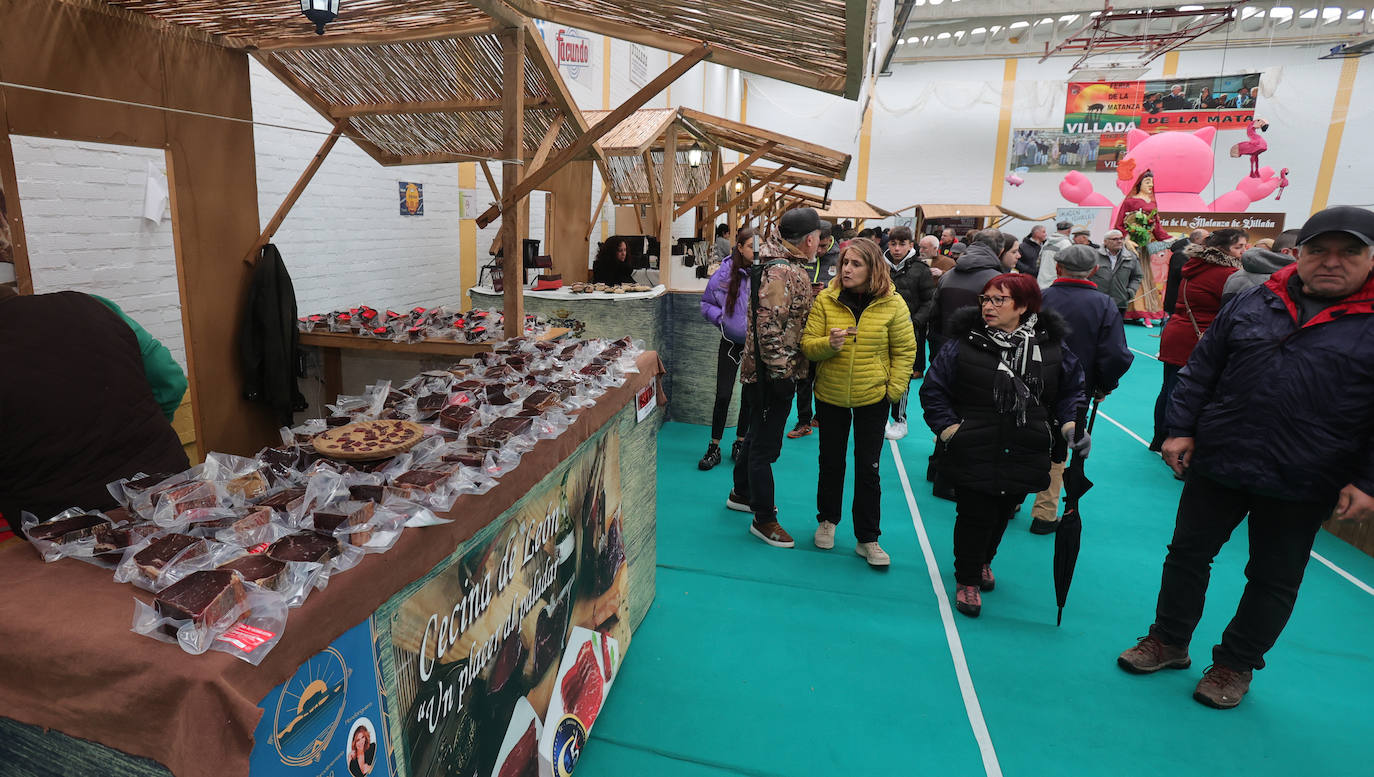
[0,352,665,777]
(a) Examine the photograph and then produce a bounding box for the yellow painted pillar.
[1161,51,1180,78]
[459,163,477,310]
[1311,57,1360,215]
[989,58,1018,208]
[855,99,875,202]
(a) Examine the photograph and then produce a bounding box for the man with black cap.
[1118,206,1374,709]
[727,207,822,549]
[1031,245,1134,534]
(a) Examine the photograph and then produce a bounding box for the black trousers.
[709,338,753,442]
[952,489,1024,586]
[1151,474,1329,672]
[731,380,796,519]
[914,326,927,374]
[1150,362,1182,450]
[816,399,888,542]
[793,364,816,425]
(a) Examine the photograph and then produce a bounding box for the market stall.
[579,107,849,290]
[896,203,1053,238]
[0,345,666,777]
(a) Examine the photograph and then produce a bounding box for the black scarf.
[969,313,1043,427]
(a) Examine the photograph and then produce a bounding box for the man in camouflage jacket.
[729,208,821,549]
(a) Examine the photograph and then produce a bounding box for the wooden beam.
[706,165,789,222]
[376,150,510,166]
[464,0,529,30]
[329,96,553,118]
[529,115,565,171]
[243,119,348,265]
[673,141,777,219]
[585,187,611,241]
[659,126,678,282]
[480,162,501,201]
[477,43,712,225]
[641,150,661,236]
[252,19,505,51]
[0,87,33,294]
[500,28,526,339]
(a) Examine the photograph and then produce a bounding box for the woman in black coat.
[919,272,1088,618]
[591,237,637,285]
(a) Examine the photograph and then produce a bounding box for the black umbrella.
[1055,398,1099,626]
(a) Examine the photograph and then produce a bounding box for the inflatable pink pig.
[1060,127,1280,220]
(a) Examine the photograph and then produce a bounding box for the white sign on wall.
[458,189,482,220]
[629,44,648,88]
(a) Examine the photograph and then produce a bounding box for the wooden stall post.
[659,126,677,281]
[500,27,527,338]
[0,87,33,294]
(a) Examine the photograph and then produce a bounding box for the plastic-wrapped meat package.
[114,530,229,592]
[216,552,324,608]
[21,508,114,563]
[107,471,177,510]
[132,574,287,665]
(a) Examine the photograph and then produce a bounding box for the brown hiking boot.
[954,584,981,617]
[979,564,996,591]
[1193,664,1253,709]
[750,519,795,548]
[1117,634,1192,674]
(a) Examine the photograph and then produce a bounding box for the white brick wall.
[250,60,467,316]
[11,137,188,370]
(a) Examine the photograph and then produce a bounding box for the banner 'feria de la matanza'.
[1065,73,1261,136]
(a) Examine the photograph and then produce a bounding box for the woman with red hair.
[919,273,1088,617]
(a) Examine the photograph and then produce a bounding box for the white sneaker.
[814,521,837,549]
[856,541,891,567]
[884,421,908,440]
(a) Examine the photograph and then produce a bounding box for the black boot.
[698,442,722,471]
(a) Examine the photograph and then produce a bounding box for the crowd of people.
[697,204,1374,709]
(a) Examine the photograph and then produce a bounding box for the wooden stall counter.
[0,352,665,777]
[301,327,569,399]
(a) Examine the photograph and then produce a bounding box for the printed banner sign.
[1157,212,1286,244]
[1066,73,1260,137]
[251,423,632,777]
[249,620,395,777]
[1064,81,1145,135]
[400,182,424,216]
[1010,129,1100,172]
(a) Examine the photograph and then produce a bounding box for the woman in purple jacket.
[698,227,757,470]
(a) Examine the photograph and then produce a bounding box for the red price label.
[217,623,275,653]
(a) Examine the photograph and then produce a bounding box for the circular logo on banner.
[551,714,588,777]
[271,647,350,766]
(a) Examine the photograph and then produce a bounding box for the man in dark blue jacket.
[1118,206,1374,710]
[1029,245,1134,534]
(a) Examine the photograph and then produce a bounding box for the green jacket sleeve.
[92,295,188,422]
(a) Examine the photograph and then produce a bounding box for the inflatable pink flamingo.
[1229,118,1270,178]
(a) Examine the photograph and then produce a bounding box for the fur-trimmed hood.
[946,305,1071,342]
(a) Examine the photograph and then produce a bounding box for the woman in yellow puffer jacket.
[801,238,916,567]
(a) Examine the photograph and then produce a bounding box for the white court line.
[889,440,1004,777]
[1311,552,1374,596]
[1128,346,1159,362]
[1098,408,1374,597]
[1097,411,1152,448]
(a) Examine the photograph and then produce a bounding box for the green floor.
[580,325,1374,777]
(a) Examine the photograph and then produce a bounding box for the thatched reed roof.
[582,107,847,207]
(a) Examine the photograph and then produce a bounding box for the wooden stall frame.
[0,84,32,294]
